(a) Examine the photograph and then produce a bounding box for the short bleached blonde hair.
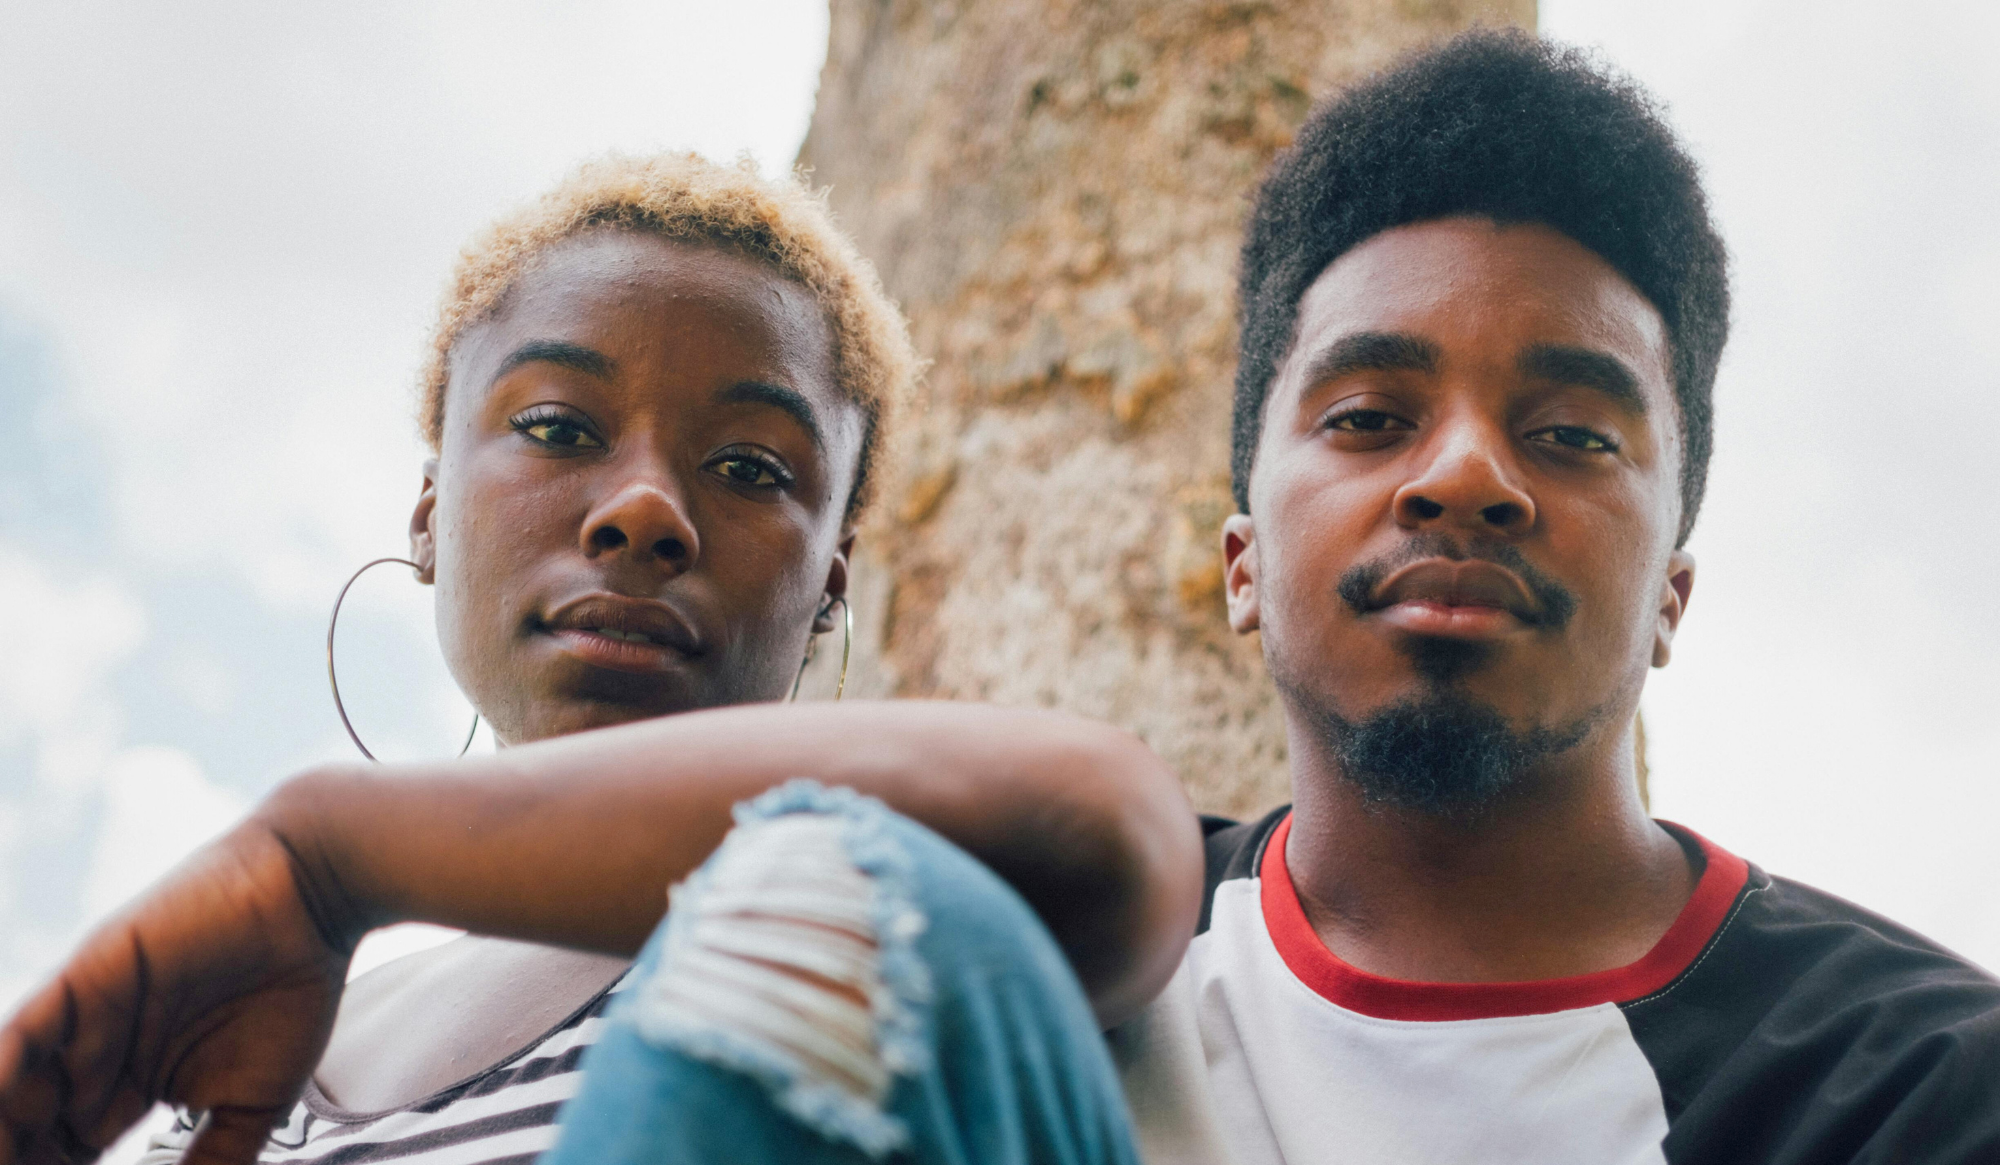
[420,152,917,518]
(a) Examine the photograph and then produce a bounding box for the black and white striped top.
[140,974,630,1165]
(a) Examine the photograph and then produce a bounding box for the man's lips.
[541,593,703,673]
[1364,559,1543,638]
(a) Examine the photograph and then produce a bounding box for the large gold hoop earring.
[327,557,479,762]
[788,596,852,702]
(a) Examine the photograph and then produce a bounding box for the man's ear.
[409,459,440,585]
[814,531,855,633]
[1222,513,1260,635]
[1652,547,1696,667]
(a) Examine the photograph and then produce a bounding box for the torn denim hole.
[633,782,932,1160]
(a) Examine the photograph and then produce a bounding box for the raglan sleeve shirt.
[1109,808,2000,1165]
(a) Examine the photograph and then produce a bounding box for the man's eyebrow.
[490,340,615,384]
[718,381,824,449]
[1296,331,1441,388]
[1518,344,1648,415]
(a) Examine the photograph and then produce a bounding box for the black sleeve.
[1196,806,1289,936]
[1625,872,2000,1165]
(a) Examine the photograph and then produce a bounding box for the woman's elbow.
[1046,723,1203,1027]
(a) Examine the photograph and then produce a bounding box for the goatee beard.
[1308,693,1598,817]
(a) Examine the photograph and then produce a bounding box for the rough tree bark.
[797,0,1537,816]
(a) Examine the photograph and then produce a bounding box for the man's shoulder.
[1644,861,2000,1020]
[1759,870,1997,981]
[1702,865,2000,1060]
[1196,806,1288,934]
[1633,860,2000,1163]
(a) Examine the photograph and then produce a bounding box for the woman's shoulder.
[315,937,628,1115]
[140,947,629,1164]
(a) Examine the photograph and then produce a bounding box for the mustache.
[1335,532,1578,630]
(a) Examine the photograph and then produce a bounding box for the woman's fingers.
[0,1000,68,1156]
[45,958,144,1148]
[0,1033,93,1165]
[181,1106,286,1165]
[0,946,156,1162]
[0,821,353,1165]
[74,1090,154,1159]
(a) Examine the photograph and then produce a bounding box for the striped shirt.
[140,974,630,1165]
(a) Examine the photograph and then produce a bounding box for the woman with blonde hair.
[0,153,1197,1165]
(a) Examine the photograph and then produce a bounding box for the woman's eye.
[1530,425,1616,452]
[1328,409,1413,433]
[712,457,786,488]
[512,415,603,449]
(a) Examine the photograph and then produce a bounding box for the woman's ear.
[1652,547,1696,667]
[409,460,440,585]
[1222,513,1261,635]
[814,531,855,633]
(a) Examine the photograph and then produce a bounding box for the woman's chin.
[529,701,684,742]
[507,684,772,744]
[483,655,799,744]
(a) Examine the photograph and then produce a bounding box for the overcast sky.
[1,0,1995,1121]
[1543,0,2000,965]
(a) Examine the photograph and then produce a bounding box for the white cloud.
[0,0,829,607]
[0,0,830,1008]
[80,745,247,921]
[0,545,145,746]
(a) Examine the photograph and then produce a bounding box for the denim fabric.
[541,781,1142,1165]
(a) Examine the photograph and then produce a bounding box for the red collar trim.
[1259,814,1749,1021]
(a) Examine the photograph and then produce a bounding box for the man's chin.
[1401,635,1497,686]
[1309,691,1596,817]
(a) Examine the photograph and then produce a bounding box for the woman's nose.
[580,477,700,568]
[1392,420,1537,536]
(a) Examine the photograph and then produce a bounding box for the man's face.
[1225,216,1694,806]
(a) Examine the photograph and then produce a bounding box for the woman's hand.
[0,700,1202,1161]
[0,818,353,1164]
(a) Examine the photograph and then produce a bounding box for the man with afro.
[1112,27,2000,1165]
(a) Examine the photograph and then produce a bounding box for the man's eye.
[1328,409,1412,433]
[1531,426,1615,452]
[512,415,602,449]
[714,457,783,487]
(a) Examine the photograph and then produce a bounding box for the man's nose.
[580,469,700,569]
[1392,418,1537,536]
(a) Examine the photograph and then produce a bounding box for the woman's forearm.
[260,700,1201,1024]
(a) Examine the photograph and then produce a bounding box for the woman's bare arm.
[279,700,1201,1024]
[0,701,1199,1165]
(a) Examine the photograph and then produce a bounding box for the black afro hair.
[1231,27,1729,546]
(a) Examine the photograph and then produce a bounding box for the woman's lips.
[540,592,704,674]
[548,627,690,674]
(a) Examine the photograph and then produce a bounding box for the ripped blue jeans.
[541,782,1142,1165]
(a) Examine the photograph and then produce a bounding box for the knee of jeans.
[629,783,931,1159]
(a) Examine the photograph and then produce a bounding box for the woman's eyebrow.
[1517,343,1648,415]
[717,381,824,450]
[490,340,615,384]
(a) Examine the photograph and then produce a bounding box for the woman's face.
[411,228,864,745]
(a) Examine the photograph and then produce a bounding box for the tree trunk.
[799,0,1536,817]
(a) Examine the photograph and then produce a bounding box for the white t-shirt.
[1109,808,2000,1165]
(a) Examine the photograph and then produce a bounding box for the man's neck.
[1283,720,1699,985]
